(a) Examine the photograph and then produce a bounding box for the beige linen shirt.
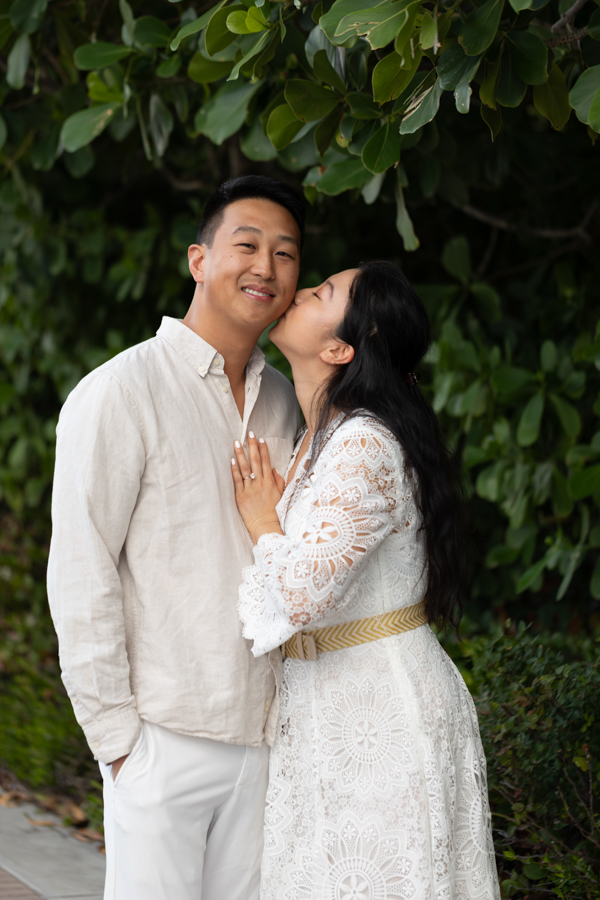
[47,316,299,765]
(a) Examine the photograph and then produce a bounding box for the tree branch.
[545,26,589,46]
[457,201,597,243]
[551,0,590,33]
[160,168,211,192]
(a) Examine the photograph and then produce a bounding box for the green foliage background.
[1,0,600,895]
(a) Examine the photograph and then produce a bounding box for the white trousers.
[99,720,269,900]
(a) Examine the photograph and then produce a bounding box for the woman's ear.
[188,244,206,284]
[320,341,355,367]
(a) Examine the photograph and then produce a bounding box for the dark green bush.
[448,625,600,899]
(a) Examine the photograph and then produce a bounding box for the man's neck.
[183,299,260,391]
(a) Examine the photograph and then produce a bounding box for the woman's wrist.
[249,518,284,545]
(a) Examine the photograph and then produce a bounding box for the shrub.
[451,625,600,899]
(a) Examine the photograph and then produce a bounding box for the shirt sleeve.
[238,421,409,656]
[47,370,146,764]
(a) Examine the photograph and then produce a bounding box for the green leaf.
[399,79,442,135]
[313,49,346,93]
[64,145,95,179]
[320,0,387,44]
[30,122,61,170]
[86,72,123,104]
[479,51,502,109]
[205,5,244,55]
[471,282,501,322]
[0,112,7,151]
[285,79,340,122]
[533,63,570,130]
[568,464,600,500]
[395,178,419,250]
[507,32,548,85]
[491,366,534,395]
[314,105,344,155]
[74,42,133,71]
[267,104,303,150]
[246,6,268,32]
[227,30,271,80]
[517,556,547,593]
[481,102,502,139]
[361,120,400,173]
[157,55,182,78]
[569,65,600,127]
[372,51,418,104]
[394,1,420,62]
[252,29,280,77]
[170,0,227,51]
[188,51,233,82]
[442,235,472,284]
[347,90,381,118]
[437,45,481,91]
[194,78,262,144]
[334,6,406,49]
[227,10,251,33]
[516,392,544,447]
[10,0,46,34]
[459,0,504,57]
[361,171,385,204]
[540,339,557,371]
[590,555,600,600]
[496,55,527,108]
[318,157,372,194]
[420,10,437,50]
[241,115,278,160]
[6,32,30,89]
[149,94,173,157]
[549,393,581,440]
[508,0,533,10]
[60,102,120,152]
[552,467,574,518]
[133,16,172,47]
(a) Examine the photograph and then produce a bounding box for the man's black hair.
[196,175,305,251]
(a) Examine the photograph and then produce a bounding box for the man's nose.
[250,250,275,279]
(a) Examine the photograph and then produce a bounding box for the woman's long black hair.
[310,260,467,631]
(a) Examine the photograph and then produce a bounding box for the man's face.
[188,198,301,333]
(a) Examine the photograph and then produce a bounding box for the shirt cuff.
[80,706,142,765]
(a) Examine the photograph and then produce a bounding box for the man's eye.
[238,243,255,249]
[276,251,294,259]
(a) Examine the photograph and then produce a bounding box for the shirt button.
[222,385,229,393]
[198,365,206,374]
[93,741,101,749]
[265,700,270,711]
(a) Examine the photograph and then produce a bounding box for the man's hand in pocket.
[111,754,128,781]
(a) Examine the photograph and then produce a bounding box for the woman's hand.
[232,432,285,544]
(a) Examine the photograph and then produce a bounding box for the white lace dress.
[238,415,500,900]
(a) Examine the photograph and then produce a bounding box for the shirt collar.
[157,316,265,379]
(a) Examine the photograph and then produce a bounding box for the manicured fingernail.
[235,440,241,448]
[231,458,236,465]
[249,431,255,439]
[259,438,265,444]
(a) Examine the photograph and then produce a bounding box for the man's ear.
[320,341,355,367]
[188,244,207,283]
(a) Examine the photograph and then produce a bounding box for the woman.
[231,262,500,900]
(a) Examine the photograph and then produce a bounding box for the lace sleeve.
[238,420,409,657]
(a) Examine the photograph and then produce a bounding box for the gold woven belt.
[281,601,427,661]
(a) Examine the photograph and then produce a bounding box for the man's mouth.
[241,284,276,302]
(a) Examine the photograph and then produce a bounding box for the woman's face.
[270,268,358,361]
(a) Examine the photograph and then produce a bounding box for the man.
[47,176,303,900]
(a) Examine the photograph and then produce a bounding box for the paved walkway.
[0,801,105,900]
